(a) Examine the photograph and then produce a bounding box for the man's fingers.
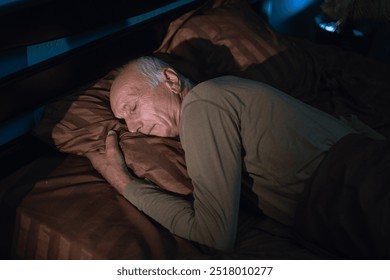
[107,130,117,137]
[105,130,127,171]
[106,130,120,151]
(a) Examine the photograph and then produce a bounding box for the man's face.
[110,65,182,138]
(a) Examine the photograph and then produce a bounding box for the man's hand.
[86,130,133,193]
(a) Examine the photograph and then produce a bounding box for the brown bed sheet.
[5,152,320,260]
[9,153,201,260]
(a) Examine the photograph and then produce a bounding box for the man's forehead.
[111,75,142,114]
[112,84,142,112]
[112,70,143,97]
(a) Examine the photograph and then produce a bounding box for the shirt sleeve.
[122,98,242,252]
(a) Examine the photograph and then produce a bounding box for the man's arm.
[88,100,242,252]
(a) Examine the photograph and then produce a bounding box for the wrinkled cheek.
[153,125,177,138]
[152,126,170,137]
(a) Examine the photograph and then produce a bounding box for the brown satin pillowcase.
[155,0,290,81]
[120,133,192,195]
[34,71,124,155]
[34,71,193,195]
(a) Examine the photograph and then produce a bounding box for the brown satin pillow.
[34,70,193,195]
[155,0,290,82]
[120,133,192,195]
[34,70,125,155]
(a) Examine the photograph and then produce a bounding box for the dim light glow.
[284,0,314,14]
[314,14,339,33]
[263,0,320,34]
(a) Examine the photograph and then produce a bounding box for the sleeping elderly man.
[87,56,355,252]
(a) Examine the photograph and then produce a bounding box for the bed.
[1,0,390,260]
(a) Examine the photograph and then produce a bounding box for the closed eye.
[130,104,137,114]
[120,103,136,116]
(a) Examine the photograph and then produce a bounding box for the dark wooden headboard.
[0,0,207,123]
[0,0,202,51]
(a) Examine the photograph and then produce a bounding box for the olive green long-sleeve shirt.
[123,76,354,251]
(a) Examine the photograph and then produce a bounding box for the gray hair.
[131,56,194,90]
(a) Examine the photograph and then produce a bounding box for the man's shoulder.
[182,76,262,116]
[189,76,249,97]
[195,75,248,88]
[193,75,270,92]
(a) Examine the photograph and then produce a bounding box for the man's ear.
[163,68,181,94]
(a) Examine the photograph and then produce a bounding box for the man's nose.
[124,118,142,133]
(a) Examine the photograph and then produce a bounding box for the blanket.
[295,133,390,259]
